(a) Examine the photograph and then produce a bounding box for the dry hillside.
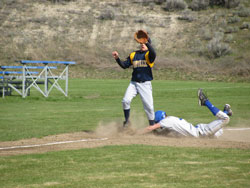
[0,0,250,81]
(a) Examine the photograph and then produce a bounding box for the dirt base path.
[1,127,250,156]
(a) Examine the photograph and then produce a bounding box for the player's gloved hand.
[134,30,149,44]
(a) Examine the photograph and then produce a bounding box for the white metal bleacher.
[0,60,76,98]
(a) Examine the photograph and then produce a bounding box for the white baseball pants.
[196,111,230,137]
[122,81,155,120]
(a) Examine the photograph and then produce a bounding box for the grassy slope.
[0,79,249,141]
[0,0,250,81]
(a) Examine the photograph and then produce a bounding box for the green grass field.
[1,145,250,188]
[0,79,250,187]
[0,79,249,141]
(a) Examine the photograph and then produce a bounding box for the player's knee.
[223,116,230,125]
[217,111,230,125]
[122,98,131,109]
[220,114,230,126]
[147,105,154,111]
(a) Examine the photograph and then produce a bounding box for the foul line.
[225,128,250,131]
[0,138,108,151]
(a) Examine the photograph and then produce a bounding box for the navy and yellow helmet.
[155,111,166,123]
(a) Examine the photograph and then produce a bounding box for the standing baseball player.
[145,89,233,138]
[112,30,156,127]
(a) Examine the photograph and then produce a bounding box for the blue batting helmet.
[154,111,166,123]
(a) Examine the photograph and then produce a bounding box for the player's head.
[154,110,166,123]
[140,43,148,51]
[140,38,151,51]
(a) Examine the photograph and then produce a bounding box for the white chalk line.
[0,138,108,151]
[225,128,250,131]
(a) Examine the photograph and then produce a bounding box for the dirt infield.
[0,123,250,156]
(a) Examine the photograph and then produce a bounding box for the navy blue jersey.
[127,50,154,82]
[116,43,156,82]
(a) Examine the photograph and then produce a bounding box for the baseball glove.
[134,30,149,44]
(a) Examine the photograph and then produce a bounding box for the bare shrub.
[178,10,196,22]
[236,4,250,17]
[189,0,209,11]
[224,34,234,43]
[132,0,154,6]
[214,31,224,41]
[238,10,250,17]
[98,9,115,20]
[190,39,207,56]
[209,0,240,8]
[240,22,250,30]
[209,0,225,6]
[162,0,187,11]
[207,38,231,58]
[48,0,76,3]
[227,16,241,24]
[217,18,227,28]
[134,17,145,23]
[225,26,239,33]
[199,28,213,40]
[230,61,250,77]
[154,0,166,5]
[225,0,240,8]
[149,2,156,10]
[0,0,15,6]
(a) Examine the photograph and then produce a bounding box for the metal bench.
[0,70,38,97]
[19,60,76,98]
[0,65,56,98]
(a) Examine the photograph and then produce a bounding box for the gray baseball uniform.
[157,110,229,138]
[122,81,154,120]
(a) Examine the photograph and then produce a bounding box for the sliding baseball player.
[145,89,233,138]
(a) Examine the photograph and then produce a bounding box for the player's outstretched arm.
[112,51,129,69]
[142,123,161,134]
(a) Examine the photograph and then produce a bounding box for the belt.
[133,80,147,83]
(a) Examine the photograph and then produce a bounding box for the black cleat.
[223,104,233,116]
[198,88,208,106]
[123,121,131,128]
